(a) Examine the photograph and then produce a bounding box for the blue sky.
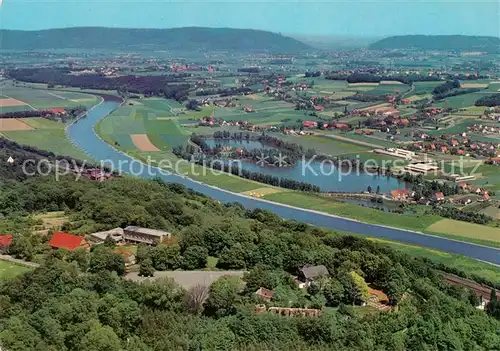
[1,0,499,37]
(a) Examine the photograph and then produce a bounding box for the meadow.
[2,117,90,160]
[427,219,500,244]
[0,260,32,280]
[0,85,99,112]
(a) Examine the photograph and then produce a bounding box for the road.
[65,96,500,265]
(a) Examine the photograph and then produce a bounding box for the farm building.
[123,226,171,245]
[403,163,440,175]
[297,265,329,287]
[89,228,124,243]
[255,287,274,302]
[49,232,90,251]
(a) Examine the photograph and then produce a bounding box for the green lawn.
[369,238,500,283]
[2,118,90,160]
[0,260,32,280]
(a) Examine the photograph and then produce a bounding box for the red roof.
[435,192,445,200]
[49,232,89,251]
[314,105,325,111]
[0,235,13,247]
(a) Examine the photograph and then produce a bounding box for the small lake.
[205,140,406,193]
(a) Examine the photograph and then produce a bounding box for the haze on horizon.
[1,0,499,38]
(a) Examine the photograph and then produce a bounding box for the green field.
[263,192,441,232]
[2,118,90,160]
[370,238,500,283]
[434,91,490,109]
[0,85,99,110]
[0,260,32,280]
[427,219,500,244]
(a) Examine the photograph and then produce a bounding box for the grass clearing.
[427,219,500,243]
[0,260,32,280]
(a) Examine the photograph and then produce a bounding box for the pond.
[204,139,407,193]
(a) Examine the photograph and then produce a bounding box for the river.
[66,96,500,265]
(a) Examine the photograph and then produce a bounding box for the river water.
[65,97,500,265]
[204,139,406,193]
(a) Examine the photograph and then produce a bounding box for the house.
[334,122,350,130]
[482,193,490,201]
[49,232,90,251]
[451,195,475,205]
[255,287,274,301]
[434,192,445,201]
[123,226,171,245]
[391,189,409,201]
[302,121,318,128]
[298,265,329,287]
[314,105,325,111]
[0,234,13,252]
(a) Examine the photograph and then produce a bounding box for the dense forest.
[369,35,500,53]
[0,27,310,52]
[8,68,191,101]
[0,152,499,349]
[475,93,500,107]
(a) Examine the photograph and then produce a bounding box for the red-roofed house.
[0,235,13,252]
[434,192,445,201]
[334,122,350,130]
[302,121,318,128]
[314,105,325,111]
[49,232,90,251]
[391,189,409,201]
[48,108,67,115]
[482,193,490,201]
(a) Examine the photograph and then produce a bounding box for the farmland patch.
[130,134,160,152]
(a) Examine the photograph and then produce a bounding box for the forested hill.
[369,35,500,52]
[0,27,310,52]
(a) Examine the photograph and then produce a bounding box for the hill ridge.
[0,26,310,52]
[369,34,500,52]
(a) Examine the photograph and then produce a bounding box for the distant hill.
[0,27,310,53]
[369,35,500,52]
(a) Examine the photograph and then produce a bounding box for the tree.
[89,247,125,276]
[216,244,246,270]
[68,247,90,271]
[376,185,381,194]
[204,276,242,317]
[8,235,34,261]
[139,258,155,277]
[367,185,372,193]
[341,271,369,305]
[181,245,208,270]
[104,234,117,248]
[80,325,122,351]
[183,284,209,315]
[323,279,345,307]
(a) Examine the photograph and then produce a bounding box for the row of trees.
[475,93,500,107]
[8,68,192,101]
